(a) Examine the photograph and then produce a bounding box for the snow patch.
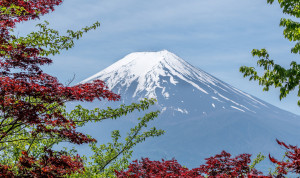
[161,107,167,113]
[217,93,254,113]
[231,106,245,112]
[163,92,170,99]
[231,87,267,107]
[175,108,189,114]
[169,75,178,85]
[211,96,223,102]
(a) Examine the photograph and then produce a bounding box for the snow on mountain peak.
[81,50,267,113]
[82,50,213,96]
[83,50,185,78]
[106,50,180,76]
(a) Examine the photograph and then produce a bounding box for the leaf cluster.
[11,20,100,56]
[240,0,300,106]
[68,99,164,177]
[115,152,267,178]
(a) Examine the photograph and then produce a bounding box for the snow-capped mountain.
[81,50,300,170]
[83,50,286,116]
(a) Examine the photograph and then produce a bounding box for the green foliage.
[240,0,300,106]
[67,98,158,127]
[0,98,164,177]
[68,98,164,177]
[0,99,66,169]
[267,0,300,18]
[249,152,266,171]
[1,4,28,16]
[268,152,288,176]
[10,20,100,56]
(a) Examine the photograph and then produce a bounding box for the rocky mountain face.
[80,50,300,170]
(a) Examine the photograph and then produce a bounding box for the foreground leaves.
[240,0,300,106]
[69,99,165,178]
[116,140,300,177]
[115,152,267,178]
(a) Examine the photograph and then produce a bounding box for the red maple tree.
[269,139,300,176]
[116,140,300,177]
[115,152,269,178]
[0,0,119,177]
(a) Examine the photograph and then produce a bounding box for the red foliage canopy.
[195,151,262,177]
[269,139,300,176]
[115,158,204,178]
[116,140,300,177]
[0,0,120,177]
[115,152,269,178]
[17,149,84,177]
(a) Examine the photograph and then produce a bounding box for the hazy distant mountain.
[81,50,300,170]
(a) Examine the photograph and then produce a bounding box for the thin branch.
[27,135,36,153]
[65,74,76,87]
[101,126,142,171]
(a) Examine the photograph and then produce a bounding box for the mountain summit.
[81,50,300,170]
[83,50,277,116]
[82,50,211,98]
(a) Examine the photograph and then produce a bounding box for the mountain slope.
[82,50,293,117]
[81,50,300,170]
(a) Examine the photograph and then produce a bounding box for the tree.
[240,0,300,106]
[67,99,164,178]
[0,0,164,177]
[115,152,268,178]
[0,0,115,176]
[269,139,300,176]
[115,140,300,177]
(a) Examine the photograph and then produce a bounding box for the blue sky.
[16,0,300,115]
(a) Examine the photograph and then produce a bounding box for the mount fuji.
[81,50,300,170]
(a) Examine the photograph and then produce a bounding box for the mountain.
[81,50,300,170]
